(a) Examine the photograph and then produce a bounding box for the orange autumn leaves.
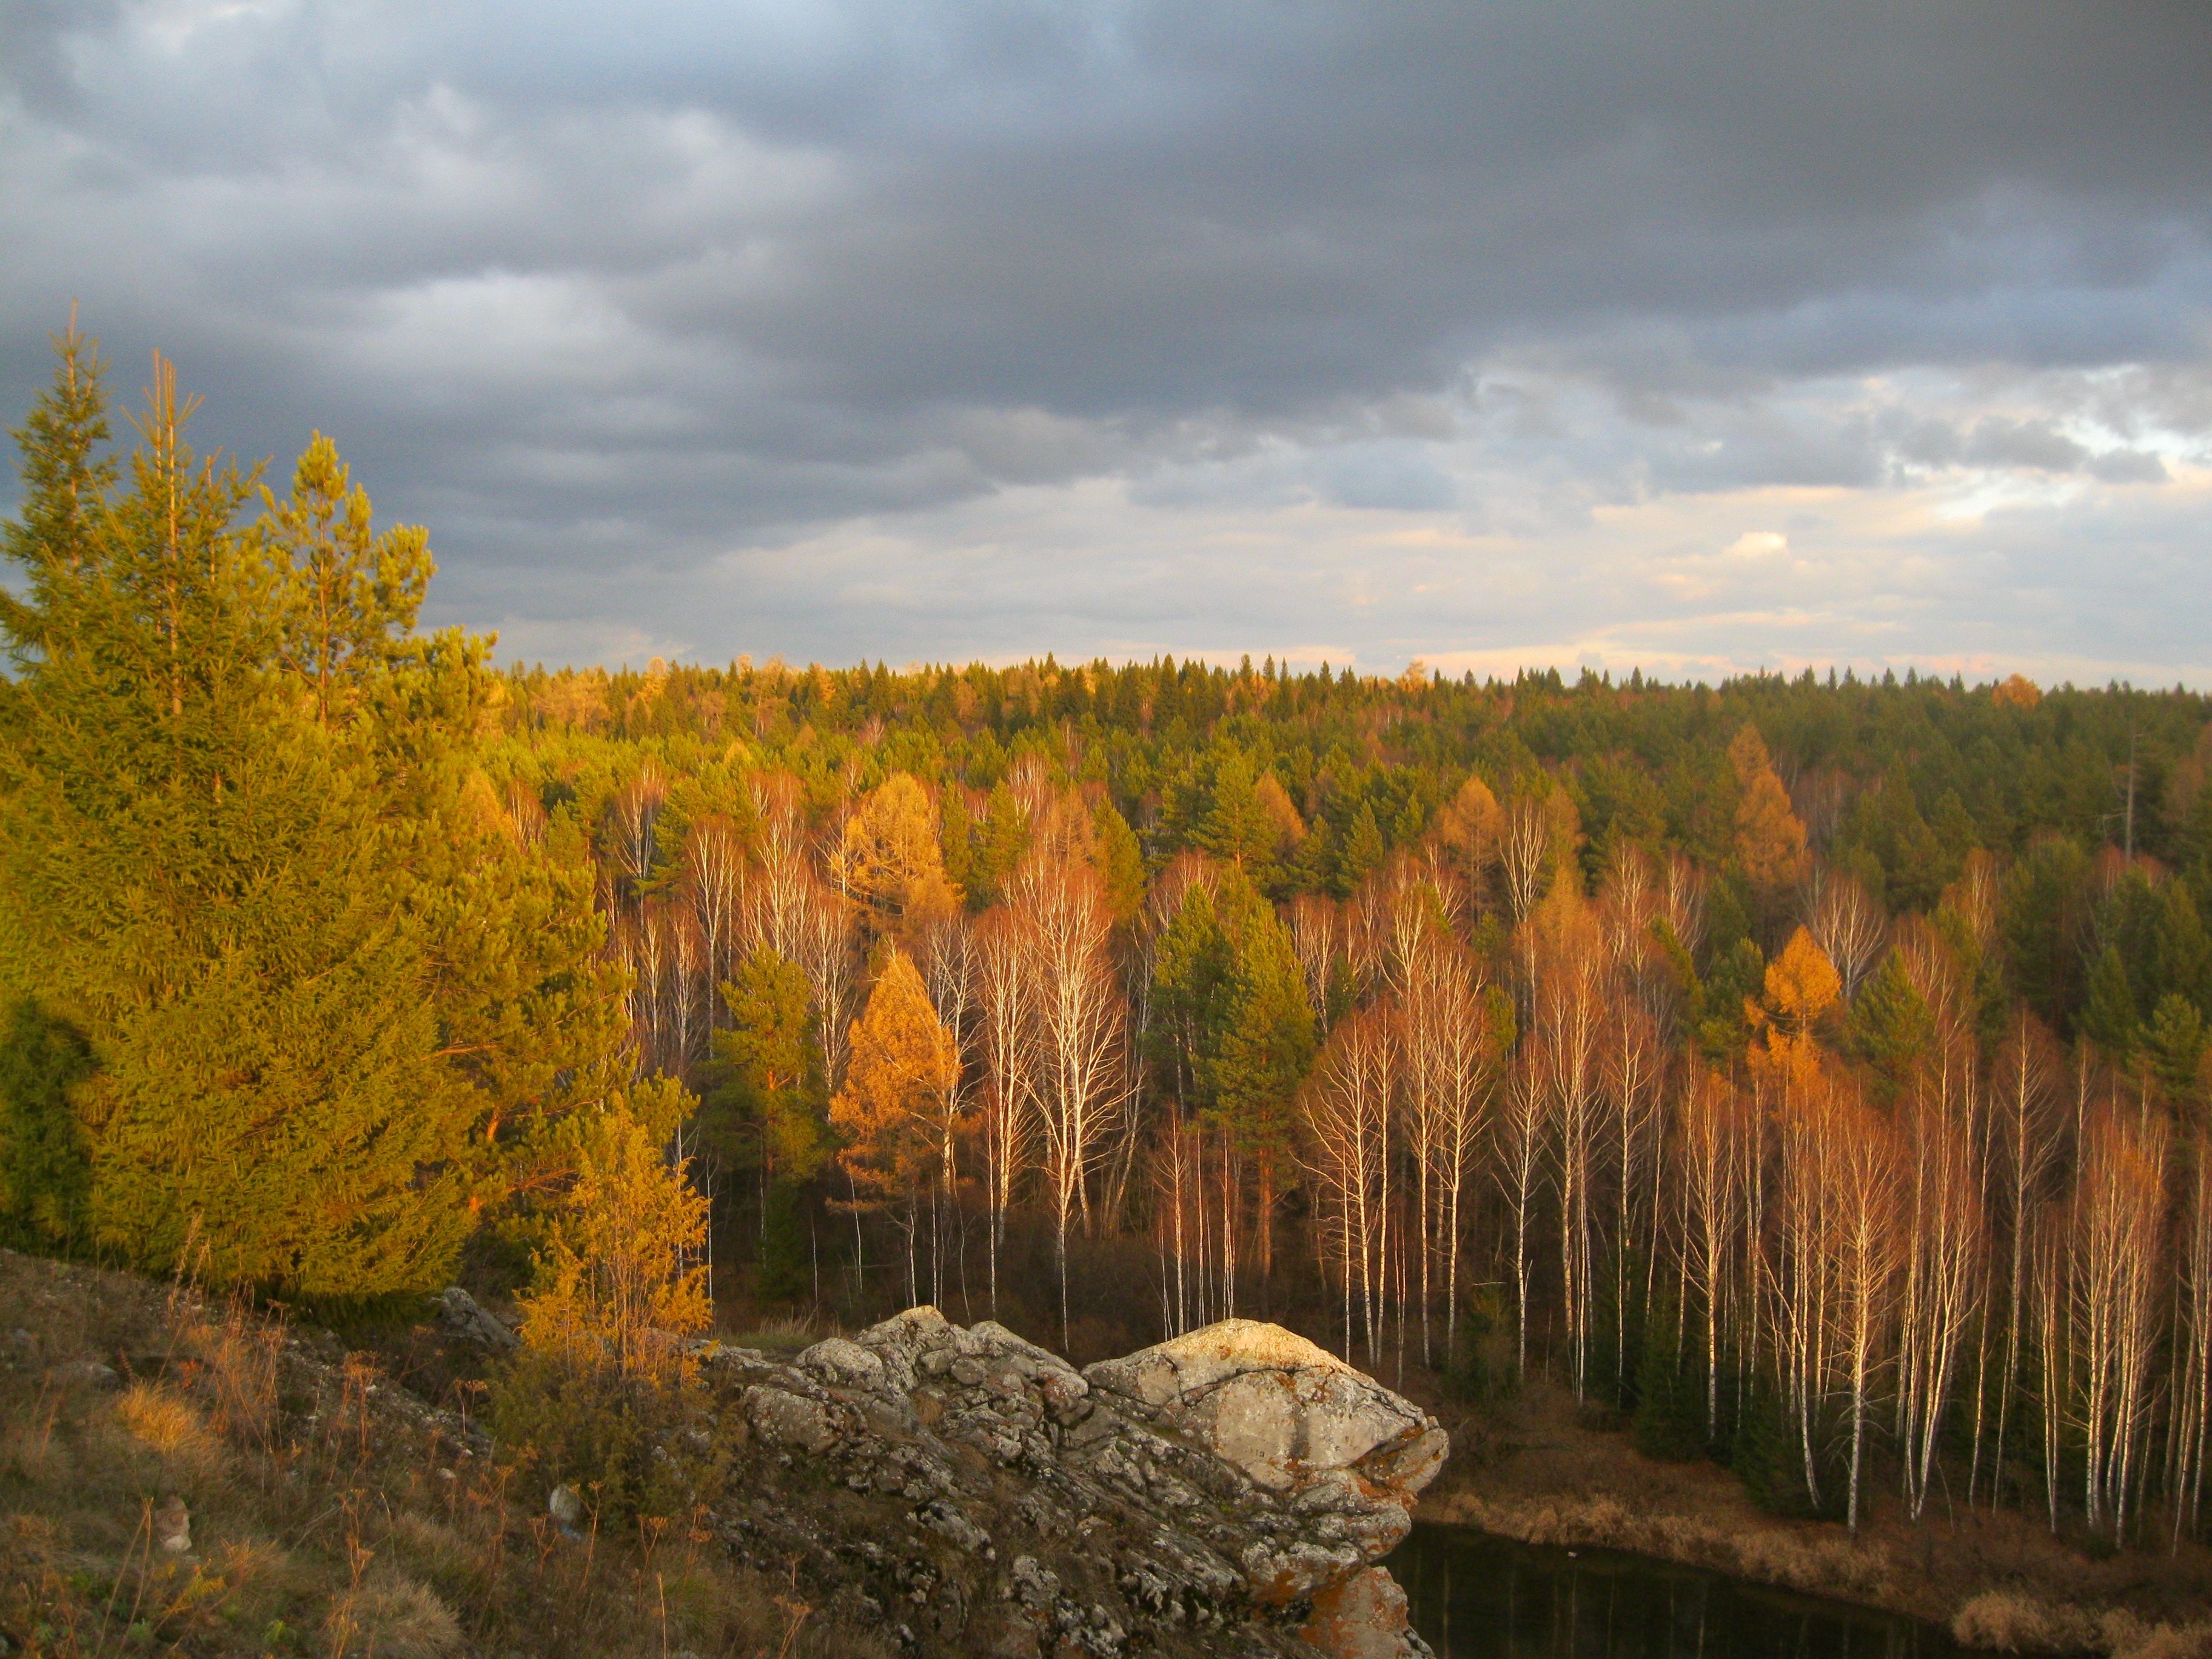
[830,948,962,1213]
[1748,927,1843,1093]
[1731,723,1811,902]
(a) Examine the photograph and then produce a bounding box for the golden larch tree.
[1729,723,1809,898]
[831,947,962,1298]
[837,773,961,942]
[1748,927,1841,1093]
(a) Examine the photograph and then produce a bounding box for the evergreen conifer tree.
[707,948,830,1184]
[0,333,633,1298]
[1845,951,1937,1091]
[1336,802,1387,895]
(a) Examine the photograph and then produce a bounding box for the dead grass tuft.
[116,1379,215,1458]
[2110,1621,2212,1659]
[325,1570,465,1659]
[730,1312,827,1354]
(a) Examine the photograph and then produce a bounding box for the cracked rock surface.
[706,1308,1442,1659]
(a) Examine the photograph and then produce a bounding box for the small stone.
[548,1484,586,1532]
[47,1359,118,1390]
[1009,1555,1060,1610]
[155,1495,191,1555]
[1037,1369,1089,1419]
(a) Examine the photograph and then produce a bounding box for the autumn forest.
[6,335,2212,1560]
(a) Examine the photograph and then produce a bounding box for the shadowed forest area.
[5,329,2212,1626]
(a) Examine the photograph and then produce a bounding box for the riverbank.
[1407,1378,2212,1657]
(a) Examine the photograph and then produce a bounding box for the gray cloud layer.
[4,0,2209,675]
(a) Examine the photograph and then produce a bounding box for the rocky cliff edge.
[705,1307,1445,1659]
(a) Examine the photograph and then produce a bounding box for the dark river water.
[1385,1524,1960,1659]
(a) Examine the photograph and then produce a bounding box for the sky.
[3,1,2210,683]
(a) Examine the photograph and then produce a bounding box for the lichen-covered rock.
[1084,1318,1447,1657]
[742,1382,843,1453]
[432,1286,517,1352]
[1301,1567,1434,1659]
[694,1308,1447,1658]
[799,1335,886,1387]
[1083,1321,1439,1496]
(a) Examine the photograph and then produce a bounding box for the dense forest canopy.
[6,337,2212,1550]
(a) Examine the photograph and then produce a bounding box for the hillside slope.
[0,1253,1441,1658]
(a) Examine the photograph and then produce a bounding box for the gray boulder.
[695,1308,1446,1658]
[433,1287,518,1352]
[1085,1319,1446,1655]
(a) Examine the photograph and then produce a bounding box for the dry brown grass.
[1953,1594,2212,1659]
[0,1248,894,1659]
[1428,1487,1897,1603]
[728,1310,831,1353]
[115,1380,214,1458]
[324,1570,464,1659]
[1415,1375,2212,1657]
[1953,1589,2108,1652]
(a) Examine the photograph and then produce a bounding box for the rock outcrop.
[705,1309,1441,1658]
[431,1285,518,1352]
[1085,1319,1446,1648]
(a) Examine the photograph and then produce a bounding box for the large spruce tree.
[0,327,632,1298]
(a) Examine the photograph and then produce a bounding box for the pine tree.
[1147,883,1232,1111]
[2148,994,2208,1103]
[1091,799,1146,922]
[2155,882,2211,1014]
[1337,802,1387,895]
[706,948,830,1184]
[0,999,94,1247]
[1208,880,1316,1294]
[0,337,634,1298]
[2081,944,2140,1058]
[966,783,1029,910]
[1846,950,1937,1091]
[244,431,432,727]
[1198,751,1279,877]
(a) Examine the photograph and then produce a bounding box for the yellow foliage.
[1992,672,2042,709]
[1433,774,1503,861]
[831,949,961,1210]
[518,1102,711,1387]
[116,1381,213,1458]
[1748,927,1840,1090]
[1253,771,1308,846]
[838,773,960,937]
[1729,724,1809,894]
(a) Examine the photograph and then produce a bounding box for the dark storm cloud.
[2,0,2208,669]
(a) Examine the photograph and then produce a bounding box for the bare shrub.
[2110,1622,2212,1659]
